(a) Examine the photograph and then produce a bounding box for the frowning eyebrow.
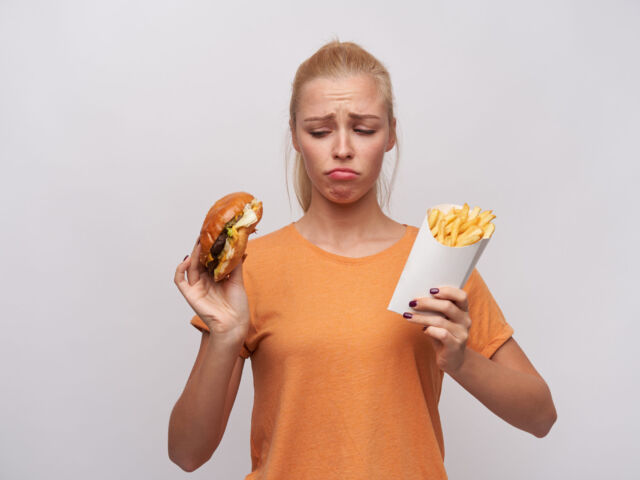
[303,113,381,122]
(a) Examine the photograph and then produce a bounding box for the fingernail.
[409,300,417,308]
[403,312,413,319]
[184,255,189,261]
[430,288,439,295]
[422,326,427,331]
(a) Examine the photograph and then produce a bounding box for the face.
[291,74,396,205]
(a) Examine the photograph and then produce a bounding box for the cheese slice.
[234,202,259,229]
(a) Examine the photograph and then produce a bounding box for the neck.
[295,186,397,247]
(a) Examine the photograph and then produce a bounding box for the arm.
[448,337,557,437]
[405,287,557,438]
[170,241,251,470]
[168,331,246,471]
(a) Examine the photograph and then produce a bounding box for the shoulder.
[463,268,489,295]
[405,224,420,236]
[463,268,503,313]
[403,224,420,246]
[245,223,290,253]
[242,223,293,273]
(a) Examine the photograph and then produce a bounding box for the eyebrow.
[303,113,381,122]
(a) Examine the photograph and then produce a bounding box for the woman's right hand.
[174,237,250,342]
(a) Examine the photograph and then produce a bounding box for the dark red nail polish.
[422,326,427,331]
[409,300,417,308]
[184,255,189,261]
[430,288,439,295]
[403,312,413,319]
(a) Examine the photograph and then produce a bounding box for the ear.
[385,117,397,152]
[290,119,301,153]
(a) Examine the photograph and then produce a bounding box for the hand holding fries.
[403,286,471,374]
[427,203,496,247]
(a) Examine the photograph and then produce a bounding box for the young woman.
[169,40,557,478]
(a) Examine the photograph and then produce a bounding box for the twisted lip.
[326,167,358,175]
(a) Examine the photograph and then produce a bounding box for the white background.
[1,1,638,478]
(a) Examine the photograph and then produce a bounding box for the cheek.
[299,144,323,170]
[298,144,326,181]
[359,137,388,164]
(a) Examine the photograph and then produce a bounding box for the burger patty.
[210,229,228,258]
[207,214,244,273]
[206,230,227,273]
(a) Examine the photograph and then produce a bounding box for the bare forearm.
[168,334,243,470]
[449,348,557,437]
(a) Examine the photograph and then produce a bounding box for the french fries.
[428,203,496,247]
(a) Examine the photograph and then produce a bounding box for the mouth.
[326,168,358,175]
[327,168,359,180]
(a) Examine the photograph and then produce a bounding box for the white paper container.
[387,203,492,315]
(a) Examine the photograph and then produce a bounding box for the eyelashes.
[309,129,376,138]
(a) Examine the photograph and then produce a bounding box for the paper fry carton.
[387,203,492,315]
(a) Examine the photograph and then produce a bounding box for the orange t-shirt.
[191,223,513,479]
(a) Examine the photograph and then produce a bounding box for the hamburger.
[199,192,263,281]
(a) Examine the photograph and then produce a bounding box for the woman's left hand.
[403,287,471,374]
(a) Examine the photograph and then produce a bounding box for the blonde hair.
[285,38,401,213]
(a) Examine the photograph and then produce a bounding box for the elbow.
[179,462,200,473]
[532,404,557,438]
[168,448,200,472]
[168,427,201,471]
[528,378,557,438]
[168,431,220,472]
[169,449,206,472]
[174,461,198,473]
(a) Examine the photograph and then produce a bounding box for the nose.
[332,127,354,160]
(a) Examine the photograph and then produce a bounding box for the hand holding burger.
[174,192,262,338]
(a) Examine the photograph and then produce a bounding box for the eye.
[309,131,328,138]
[309,129,376,137]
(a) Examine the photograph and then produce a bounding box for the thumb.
[227,254,246,285]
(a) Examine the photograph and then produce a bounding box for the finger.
[404,312,468,340]
[224,255,245,287]
[429,286,469,312]
[426,333,442,350]
[174,255,192,298]
[187,242,202,285]
[423,326,459,349]
[408,296,467,325]
[404,311,448,329]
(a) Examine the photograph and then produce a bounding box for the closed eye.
[309,129,376,137]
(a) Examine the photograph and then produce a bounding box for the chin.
[325,185,372,205]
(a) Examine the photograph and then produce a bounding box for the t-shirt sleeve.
[462,268,514,359]
[189,315,252,359]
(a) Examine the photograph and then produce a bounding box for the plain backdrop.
[1,1,639,479]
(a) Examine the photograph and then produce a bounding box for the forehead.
[298,74,384,114]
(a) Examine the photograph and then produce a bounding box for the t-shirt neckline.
[287,222,411,264]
